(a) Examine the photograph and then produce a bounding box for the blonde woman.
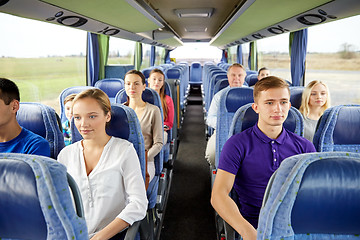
[57,89,147,240]
[124,70,163,184]
[299,80,331,142]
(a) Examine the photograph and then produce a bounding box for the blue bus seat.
[245,74,258,86]
[0,153,87,240]
[313,105,360,152]
[258,151,360,239]
[215,87,254,168]
[94,78,124,103]
[16,102,65,159]
[190,61,202,85]
[289,86,304,109]
[59,86,95,123]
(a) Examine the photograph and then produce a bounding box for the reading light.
[174,8,214,18]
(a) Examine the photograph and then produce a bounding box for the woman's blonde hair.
[149,68,168,119]
[72,88,111,116]
[299,80,331,118]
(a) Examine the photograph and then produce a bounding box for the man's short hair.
[0,78,20,105]
[258,67,269,75]
[227,63,246,73]
[253,76,290,102]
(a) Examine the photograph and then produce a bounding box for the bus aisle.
[160,86,216,240]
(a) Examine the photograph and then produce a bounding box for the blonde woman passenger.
[124,70,163,184]
[57,89,147,240]
[299,80,331,142]
[148,68,174,144]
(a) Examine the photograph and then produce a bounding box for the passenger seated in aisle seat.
[257,67,270,81]
[299,80,331,142]
[0,78,50,157]
[211,77,316,240]
[62,93,77,146]
[205,63,247,166]
[148,68,174,144]
[57,89,147,240]
[124,70,163,185]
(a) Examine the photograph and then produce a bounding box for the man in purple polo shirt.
[211,76,316,240]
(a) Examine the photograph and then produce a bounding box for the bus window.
[241,42,250,70]
[171,43,221,64]
[257,33,291,82]
[228,45,237,64]
[306,15,360,106]
[155,46,164,65]
[108,37,135,65]
[0,13,86,113]
[140,43,151,70]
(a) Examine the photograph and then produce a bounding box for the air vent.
[174,8,214,18]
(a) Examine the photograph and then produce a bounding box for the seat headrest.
[0,159,47,239]
[95,79,124,98]
[105,105,130,139]
[166,68,181,79]
[191,62,201,68]
[290,86,304,109]
[292,157,360,234]
[333,106,360,144]
[17,103,47,138]
[142,68,152,79]
[225,87,254,113]
[246,74,258,86]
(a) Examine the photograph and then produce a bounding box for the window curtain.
[134,42,143,70]
[150,45,156,66]
[248,41,258,71]
[221,49,228,63]
[86,32,109,86]
[164,49,172,64]
[289,29,308,86]
[237,45,243,65]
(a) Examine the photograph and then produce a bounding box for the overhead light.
[174,8,214,18]
[185,27,208,32]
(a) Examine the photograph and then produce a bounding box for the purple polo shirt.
[218,123,316,228]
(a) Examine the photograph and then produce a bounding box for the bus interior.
[1,0,360,239]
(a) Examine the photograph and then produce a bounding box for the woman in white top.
[299,80,331,142]
[57,89,147,240]
[124,70,163,185]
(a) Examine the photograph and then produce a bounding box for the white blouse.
[58,137,148,237]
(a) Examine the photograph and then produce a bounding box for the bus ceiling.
[0,0,359,50]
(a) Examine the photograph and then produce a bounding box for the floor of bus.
[160,87,217,240]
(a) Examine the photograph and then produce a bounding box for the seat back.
[289,86,304,109]
[313,105,360,152]
[0,153,87,240]
[229,103,304,137]
[71,104,146,179]
[257,152,360,239]
[16,103,65,158]
[215,87,254,167]
[94,78,124,102]
[190,61,202,85]
[59,86,95,123]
